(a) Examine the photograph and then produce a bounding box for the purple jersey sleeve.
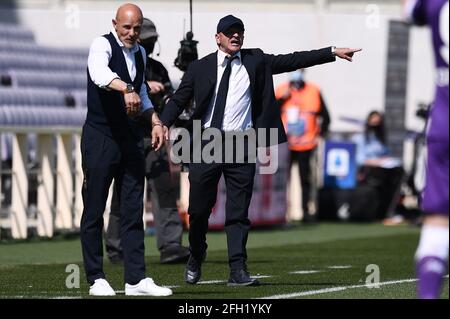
[411,0,428,25]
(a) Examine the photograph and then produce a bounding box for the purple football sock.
[416,256,447,299]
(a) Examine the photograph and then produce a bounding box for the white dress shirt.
[202,50,253,131]
[87,29,153,112]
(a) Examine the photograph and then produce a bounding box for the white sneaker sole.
[89,292,116,296]
[125,290,172,297]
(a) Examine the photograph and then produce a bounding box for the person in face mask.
[105,18,190,266]
[354,110,389,166]
[139,18,174,111]
[350,110,404,221]
[275,69,331,223]
[289,69,306,90]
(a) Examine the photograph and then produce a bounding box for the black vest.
[85,32,145,141]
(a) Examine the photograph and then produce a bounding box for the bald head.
[115,3,143,22]
[113,3,143,49]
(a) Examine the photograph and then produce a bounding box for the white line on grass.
[113,275,273,291]
[2,295,82,299]
[199,275,272,285]
[259,278,420,299]
[289,270,321,274]
[327,265,353,269]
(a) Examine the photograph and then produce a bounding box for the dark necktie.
[210,55,238,129]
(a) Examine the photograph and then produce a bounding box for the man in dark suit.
[154,14,361,286]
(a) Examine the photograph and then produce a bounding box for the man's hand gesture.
[335,48,362,62]
[151,123,168,151]
[124,92,142,117]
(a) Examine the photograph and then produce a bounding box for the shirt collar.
[111,28,140,53]
[217,49,241,66]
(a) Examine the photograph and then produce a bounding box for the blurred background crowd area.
[0,0,439,239]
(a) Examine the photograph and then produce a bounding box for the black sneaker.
[227,269,260,286]
[160,246,191,264]
[184,254,203,284]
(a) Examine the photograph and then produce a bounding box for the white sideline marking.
[3,295,82,299]
[199,280,226,284]
[289,270,321,274]
[327,265,353,269]
[259,278,420,299]
[199,275,272,285]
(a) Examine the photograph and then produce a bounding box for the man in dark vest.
[155,14,361,286]
[105,17,190,266]
[81,3,170,296]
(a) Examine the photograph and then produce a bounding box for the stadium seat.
[0,39,88,60]
[7,70,86,90]
[0,52,86,72]
[69,89,88,108]
[0,88,70,106]
[0,23,35,42]
[0,106,86,126]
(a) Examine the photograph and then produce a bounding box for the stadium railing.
[0,125,83,239]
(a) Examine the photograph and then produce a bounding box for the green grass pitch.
[0,223,448,299]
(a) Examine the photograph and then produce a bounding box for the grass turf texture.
[0,223,448,299]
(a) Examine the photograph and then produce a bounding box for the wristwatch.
[123,83,135,94]
[331,46,337,57]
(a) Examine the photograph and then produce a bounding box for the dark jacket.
[160,47,335,146]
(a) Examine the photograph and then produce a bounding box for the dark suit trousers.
[105,141,183,256]
[80,124,146,285]
[188,157,256,271]
[290,149,314,216]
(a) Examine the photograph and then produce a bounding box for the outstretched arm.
[266,47,362,75]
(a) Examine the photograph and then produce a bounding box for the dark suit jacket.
[160,47,336,146]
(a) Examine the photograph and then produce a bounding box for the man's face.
[216,26,244,55]
[113,13,142,49]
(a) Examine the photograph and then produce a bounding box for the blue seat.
[0,88,68,106]
[0,105,87,126]
[0,52,86,72]
[70,89,88,107]
[7,70,86,90]
[0,23,35,42]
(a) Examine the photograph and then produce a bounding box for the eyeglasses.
[222,29,244,38]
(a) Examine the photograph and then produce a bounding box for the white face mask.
[289,70,304,83]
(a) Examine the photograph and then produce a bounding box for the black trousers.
[188,160,256,271]
[105,141,183,257]
[357,165,405,219]
[80,124,146,285]
[290,149,314,217]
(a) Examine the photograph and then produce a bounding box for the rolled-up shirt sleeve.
[139,82,154,112]
[139,47,153,112]
[87,37,120,88]
[139,47,154,112]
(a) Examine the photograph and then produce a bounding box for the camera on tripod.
[174,31,198,72]
[416,102,430,120]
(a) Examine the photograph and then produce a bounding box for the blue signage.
[323,141,357,189]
